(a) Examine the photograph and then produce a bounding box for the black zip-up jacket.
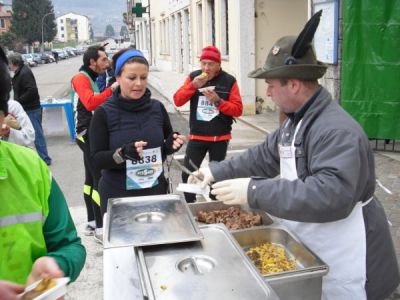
[12,64,40,111]
[90,89,177,190]
[188,69,235,136]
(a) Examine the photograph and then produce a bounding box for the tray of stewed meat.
[188,201,273,231]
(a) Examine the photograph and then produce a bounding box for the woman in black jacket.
[90,49,185,219]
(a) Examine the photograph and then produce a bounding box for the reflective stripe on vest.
[92,189,100,206]
[84,184,91,195]
[0,212,45,228]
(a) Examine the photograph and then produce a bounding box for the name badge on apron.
[196,96,219,121]
[279,145,293,158]
[126,147,162,190]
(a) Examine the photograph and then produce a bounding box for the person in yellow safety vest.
[0,45,86,298]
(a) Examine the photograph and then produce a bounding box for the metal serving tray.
[103,194,203,249]
[188,201,273,230]
[136,224,279,300]
[104,247,143,300]
[232,226,328,300]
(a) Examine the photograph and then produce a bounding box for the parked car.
[75,46,85,55]
[62,50,69,59]
[32,53,44,64]
[53,48,67,59]
[45,51,55,62]
[21,54,37,67]
[65,47,76,57]
[39,52,52,63]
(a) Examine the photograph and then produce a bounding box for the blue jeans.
[27,108,52,164]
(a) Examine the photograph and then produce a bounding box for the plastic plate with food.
[198,86,216,93]
[19,277,70,300]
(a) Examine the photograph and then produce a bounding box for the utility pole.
[41,12,53,53]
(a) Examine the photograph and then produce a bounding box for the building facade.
[56,13,91,43]
[0,1,12,34]
[127,1,341,115]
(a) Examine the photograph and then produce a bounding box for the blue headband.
[115,49,145,75]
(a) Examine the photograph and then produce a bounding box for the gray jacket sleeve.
[250,128,372,223]
[210,130,280,180]
[211,128,372,223]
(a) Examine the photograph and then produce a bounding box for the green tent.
[341,0,400,139]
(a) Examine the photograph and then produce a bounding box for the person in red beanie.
[173,45,243,202]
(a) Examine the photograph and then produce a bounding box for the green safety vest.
[0,141,51,284]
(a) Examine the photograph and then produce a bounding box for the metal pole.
[148,2,153,65]
[41,12,52,53]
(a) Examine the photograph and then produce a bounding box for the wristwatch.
[214,99,221,107]
[112,147,125,164]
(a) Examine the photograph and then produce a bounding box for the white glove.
[211,178,251,205]
[188,167,214,189]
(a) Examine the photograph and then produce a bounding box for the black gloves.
[120,141,141,161]
[165,132,182,153]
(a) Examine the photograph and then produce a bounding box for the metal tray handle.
[135,247,154,300]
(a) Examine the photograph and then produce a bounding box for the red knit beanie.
[200,46,221,63]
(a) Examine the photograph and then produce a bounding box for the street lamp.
[41,12,53,53]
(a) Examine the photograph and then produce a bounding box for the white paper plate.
[20,277,70,300]
[198,86,216,93]
[176,183,208,195]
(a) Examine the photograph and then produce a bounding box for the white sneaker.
[93,228,103,244]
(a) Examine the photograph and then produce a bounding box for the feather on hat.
[249,10,327,80]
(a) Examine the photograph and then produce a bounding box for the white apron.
[278,120,368,300]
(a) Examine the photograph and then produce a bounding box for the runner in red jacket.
[71,45,118,242]
[173,46,242,202]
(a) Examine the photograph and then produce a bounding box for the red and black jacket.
[173,69,242,141]
[71,66,113,134]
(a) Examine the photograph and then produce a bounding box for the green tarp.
[341,0,400,139]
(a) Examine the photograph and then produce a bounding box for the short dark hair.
[83,45,106,67]
[111,48,149,74]
[8,52,24,68]
[0,45,11,115]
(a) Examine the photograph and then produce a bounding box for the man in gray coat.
[191,11,399,300]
